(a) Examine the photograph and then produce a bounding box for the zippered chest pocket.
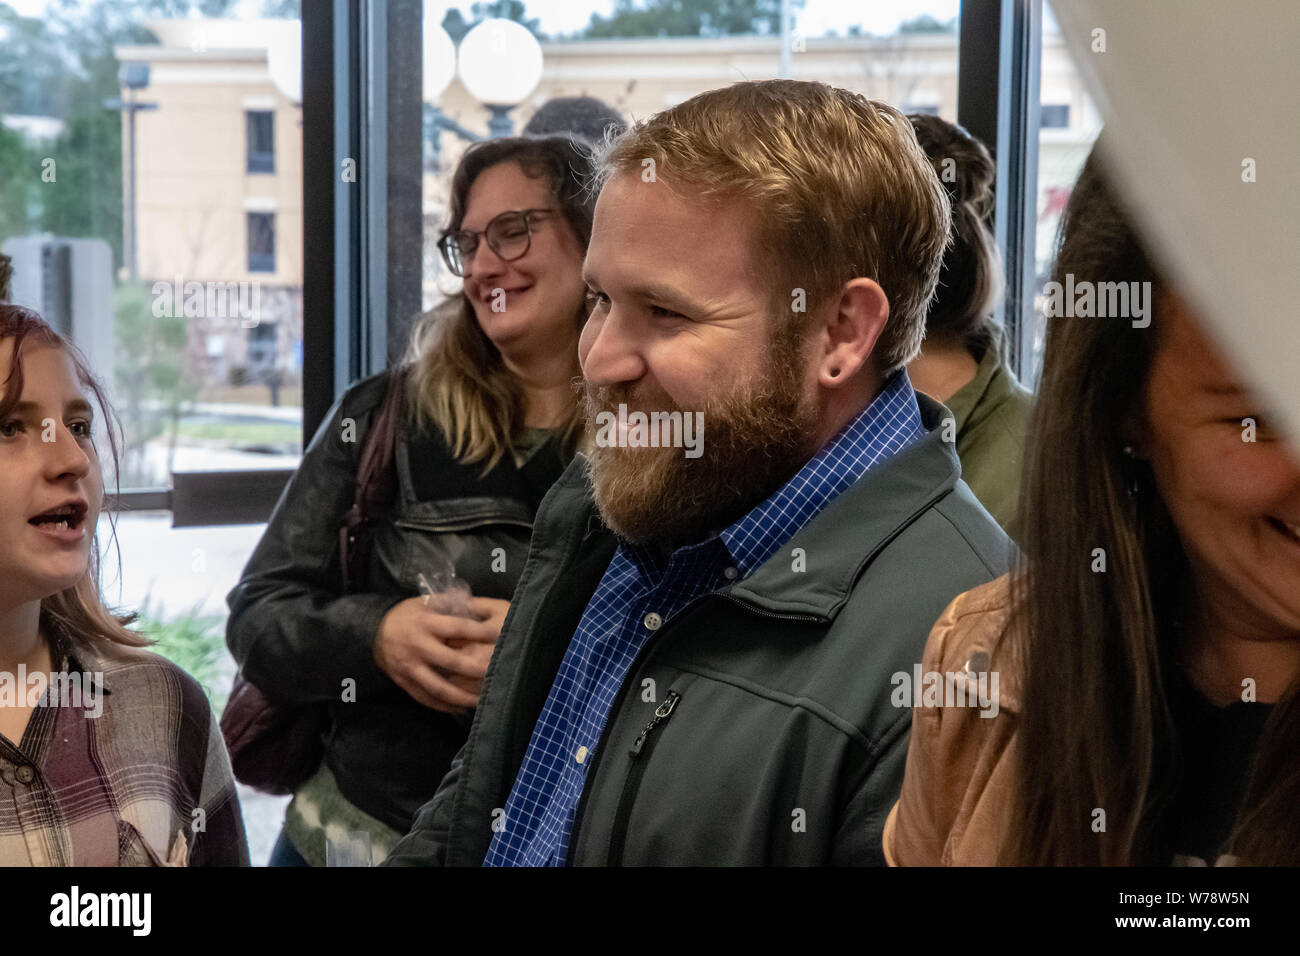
[393,497,534,534]
[382,497,536,601]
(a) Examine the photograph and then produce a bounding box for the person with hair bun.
[907,114,1033,541]
[523,95,626,145]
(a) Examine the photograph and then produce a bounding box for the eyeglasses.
[437,208,555,277]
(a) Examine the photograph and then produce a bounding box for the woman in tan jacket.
[885,138,1300,866]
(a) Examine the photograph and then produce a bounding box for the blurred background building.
[110,15,1098,395]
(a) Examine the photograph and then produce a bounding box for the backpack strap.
[338,365,410,594]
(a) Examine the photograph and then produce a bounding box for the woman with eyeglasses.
[226,134,597,866]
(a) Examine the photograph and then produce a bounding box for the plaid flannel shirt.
[0,621,249,866]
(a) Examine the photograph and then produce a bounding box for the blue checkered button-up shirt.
[483,370,925,866]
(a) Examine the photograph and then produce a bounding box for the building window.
[246,110,275,173]
[1040,104,1070,129]
[248,212,275,272]
[247,320,277,372]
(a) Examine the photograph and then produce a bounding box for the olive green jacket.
[942,336,1034,544]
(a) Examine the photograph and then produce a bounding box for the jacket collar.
[570,392,962,623]
[724,392,961,620]
[943,325,1031,435]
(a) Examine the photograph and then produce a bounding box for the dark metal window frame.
[958,0,1043,386]
[310,0,422,433]
[112,0,1047,525]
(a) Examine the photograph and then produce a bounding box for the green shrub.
[133,600,229,713]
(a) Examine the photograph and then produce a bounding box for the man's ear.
[816,278,890,388]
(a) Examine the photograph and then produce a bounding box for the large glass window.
[0,3,305,498]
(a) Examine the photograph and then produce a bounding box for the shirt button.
[14,766,34,784]
[723,566,738,580]
[643,612,662,631]
[575,746,588,764]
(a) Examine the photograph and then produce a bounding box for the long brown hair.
[406,134,596,472]
[0,305,145,649]
[999,139,1299,865]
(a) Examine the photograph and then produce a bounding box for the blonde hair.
[593,80,952,372]
[407,134,597,471]
[404,298,586,473]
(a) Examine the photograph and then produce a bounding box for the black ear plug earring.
[829,368,840,378]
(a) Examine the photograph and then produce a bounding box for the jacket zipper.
[567,599,706,861]
[567,589,825,863]
[607,690,681,866]
[720,592,823,623]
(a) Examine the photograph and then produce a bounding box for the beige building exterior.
[117,20,304,392]
[117,18,1098,385]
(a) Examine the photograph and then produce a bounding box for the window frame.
[958,0,1044,388]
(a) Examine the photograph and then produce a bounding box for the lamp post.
[104,63,157,281]
[423,23,475,172]
[456,19,544,139]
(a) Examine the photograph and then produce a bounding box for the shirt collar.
[618,371,923,585]
[717,369,923,578]
[622,527,728,585]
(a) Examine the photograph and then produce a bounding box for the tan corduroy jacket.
[883,574,1022,866]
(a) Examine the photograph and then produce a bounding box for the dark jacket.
[225,368,569,832]
[385,393,1013,865]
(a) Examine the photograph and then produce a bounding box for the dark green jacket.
[385,393,1012,866]
[944,336,1034,544]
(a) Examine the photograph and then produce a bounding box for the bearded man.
[386,79,1012,866]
